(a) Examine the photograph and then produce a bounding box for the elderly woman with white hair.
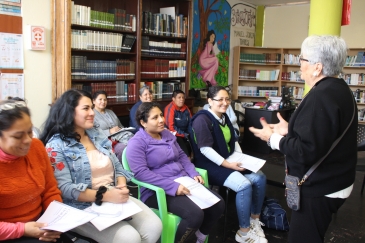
[249,35,357,243]
[129,86,153,131]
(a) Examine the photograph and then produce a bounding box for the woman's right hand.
[103,187,130,203]
[222,160,245,171]
[269,113,288,136]
[24,222,61,242]
[109,126,120,134]
[176,184,190,196]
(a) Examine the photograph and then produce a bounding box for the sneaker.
[250,218,265,238]
[235,229,268,243]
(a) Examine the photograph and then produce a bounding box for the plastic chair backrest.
[357,124,365,151]
[121,149,209,243]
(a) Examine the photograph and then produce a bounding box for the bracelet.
[95,186,107,206]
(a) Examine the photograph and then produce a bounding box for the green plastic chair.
[122,149,209,243]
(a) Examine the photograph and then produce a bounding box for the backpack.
[260,198,290,231]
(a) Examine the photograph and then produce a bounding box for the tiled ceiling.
[243,0,309,6]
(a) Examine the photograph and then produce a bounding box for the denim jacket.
[45,127,133,209]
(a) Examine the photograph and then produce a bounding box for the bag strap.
[287,86,356,185]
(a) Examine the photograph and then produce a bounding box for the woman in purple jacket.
[126,102,224,243]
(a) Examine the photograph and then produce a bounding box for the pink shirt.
[0,222,25,240]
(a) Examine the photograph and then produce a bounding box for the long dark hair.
[40,89,93,145]
[203,30,216,47]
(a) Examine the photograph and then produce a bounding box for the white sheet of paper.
[84,199,142,231]
[226,152,266,173]
[174,176,220,209]
[37,201,97,232]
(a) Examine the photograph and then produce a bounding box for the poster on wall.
[0,73,24,100]
[190,0,256,89]
[0,32,24,69]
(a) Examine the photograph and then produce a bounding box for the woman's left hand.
[194,176,204,185]
[39,230,62,242]
[248,117,273,142]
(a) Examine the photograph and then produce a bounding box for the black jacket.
[280,77,357,197]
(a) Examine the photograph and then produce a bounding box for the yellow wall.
[21,0,52,129]
[263,0,365,48]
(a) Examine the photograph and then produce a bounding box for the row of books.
[345,52,365,67]
[238,69,280,81]
[287,86,304,99]
[238,86,279,97]
[71,56,135,80]
[141,81,186,99]
[281,71,304,82]
[71,2,136,32]
[141,59,186,79]
[343,73,365,85]
[240,53,281,64]
[72,82,137,102]
[142,11,188,37]
[71,30,136,52]
[0,1,20,16]
[283,54,300,65]
[141,36,186,58]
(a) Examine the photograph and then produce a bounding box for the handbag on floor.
[260,198,289,231]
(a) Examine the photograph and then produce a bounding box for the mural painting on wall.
[191,0,256,89]
[191,0,231,89]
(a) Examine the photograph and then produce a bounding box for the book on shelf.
[142,10,187,37]
[121,34,136,52]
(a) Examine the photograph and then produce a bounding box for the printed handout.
[174,176,220,209]
[226,152,266,173]
[37,201,97,232]
[84,199,142,231]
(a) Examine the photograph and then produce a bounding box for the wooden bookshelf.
[52,0,192,116]
[232,46,365,122]
[0,14,23,74]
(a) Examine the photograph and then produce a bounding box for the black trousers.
[176,136,192,158]
[145,188,225,243]
[288,196,346,243]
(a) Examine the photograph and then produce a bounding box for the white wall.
[21,0,52,129]
[263,0,365,48]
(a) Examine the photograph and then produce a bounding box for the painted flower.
[51,151,57,157]
[221,50,225,55]
[222,68,226,72]
[224,34,227,40]
[56,162,65,171]
[46,147,52,152]
[194,32,199,39]
[225,56,229,61]
[50,157,56,163]
[218,40,222,45]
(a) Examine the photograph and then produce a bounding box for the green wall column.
[303,0,343,95]
[255,6,264,47]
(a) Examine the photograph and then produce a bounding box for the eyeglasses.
[212,98,231,103]
[298,55,310,65]
[0,101,27,113]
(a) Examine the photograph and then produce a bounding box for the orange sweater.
[0,138,61,223]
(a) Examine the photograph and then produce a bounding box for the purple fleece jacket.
[126,128,199,202]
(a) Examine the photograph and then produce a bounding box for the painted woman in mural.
[198,30,219,86]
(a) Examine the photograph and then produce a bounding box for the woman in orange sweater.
[0,100,63,242]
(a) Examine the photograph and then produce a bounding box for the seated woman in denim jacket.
[40,89,162,243]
